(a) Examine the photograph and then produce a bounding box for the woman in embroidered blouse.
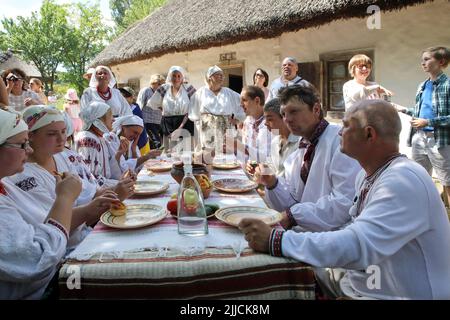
[1,68,42,112]
[110,115,162,172]
[76,101,136,189]
[149,66,196,153]
[6,106,128,253]
[0,108,81,299]
[342,54,393,110]
[188,65,245,151]
[80,65,132,118]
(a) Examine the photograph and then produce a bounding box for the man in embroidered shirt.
[240,99,450,299]
[240,86,271,163]
[246,98,299,177]
[252,85,360,232]
[397,46,450,207]
[268,57,312,101]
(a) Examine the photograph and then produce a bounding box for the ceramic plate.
[215,206,282,227]
[212,161,241,170]
[212,178,258,193]
[144,159,173,172]
[133,180,169,196]
[212,154,241,170]
[100,204,167,229]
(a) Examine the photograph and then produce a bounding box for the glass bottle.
[177,153,208,236]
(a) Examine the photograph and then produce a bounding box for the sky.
[0,0,114,26]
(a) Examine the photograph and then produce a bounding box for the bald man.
[239,99,450,299]
[268,57,312,101]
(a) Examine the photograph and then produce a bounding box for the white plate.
[144,159,174,172]
[212,178,258,193]
[212,154,240,169]
[100,204,167,229]
[215,206,282,227]
[133,180,169,196]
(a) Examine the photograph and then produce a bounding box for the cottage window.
[320,49,374,114]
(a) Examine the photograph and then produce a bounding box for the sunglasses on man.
[6,76,22,82]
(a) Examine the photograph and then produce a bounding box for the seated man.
[240,99,450,299]
[246,97,299,177]
[254,85,361,232]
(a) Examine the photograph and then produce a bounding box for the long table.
[58,161,315,299]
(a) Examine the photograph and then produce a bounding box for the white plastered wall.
[112,0,449,111]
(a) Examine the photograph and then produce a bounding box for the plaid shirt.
[407,73,450,148]
[137,87,162,124]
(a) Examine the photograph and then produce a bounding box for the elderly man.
[268,57,312,101]
[254,85,360,232]
[136,74,165,149]
[240,99,450,299]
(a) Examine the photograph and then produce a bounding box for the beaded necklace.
[97,86,112,101]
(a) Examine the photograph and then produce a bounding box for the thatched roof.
[93,0,431,66]
[0,50,42,78]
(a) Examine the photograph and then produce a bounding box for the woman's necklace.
[97,86,112,101]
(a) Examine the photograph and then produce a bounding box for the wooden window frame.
[320,49,375,112]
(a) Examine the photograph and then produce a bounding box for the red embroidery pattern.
[47,219,69,241]
[25,111,47,130]
[0,182,7,196]
[76,138,101,152]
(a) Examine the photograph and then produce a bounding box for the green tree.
[110,0,166,35]
[62,3,112,95]
[1,0,70,91]
[109,0,133,30]
[0,31,8,51]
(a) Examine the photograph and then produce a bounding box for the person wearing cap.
[0,108,82,299]
[80,65,132,118]
[63,88,82,134]
[6,106,124,254]
[149,66,196,153]
[76,101,134,187]
[1,68,43,112]
[137,74,165,149]
[268,57,312,101]
[118,86,151,156]
[110,115,162,172]
[189,65,245,151]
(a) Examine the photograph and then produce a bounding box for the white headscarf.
[0,109,28,145]
[89,65,117,89]
[206,65,223,79]
[79,101,111,133]
[22,105,65,132]
[166,66,186,85]
[112,115,144,134]
[62,111,74,137]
